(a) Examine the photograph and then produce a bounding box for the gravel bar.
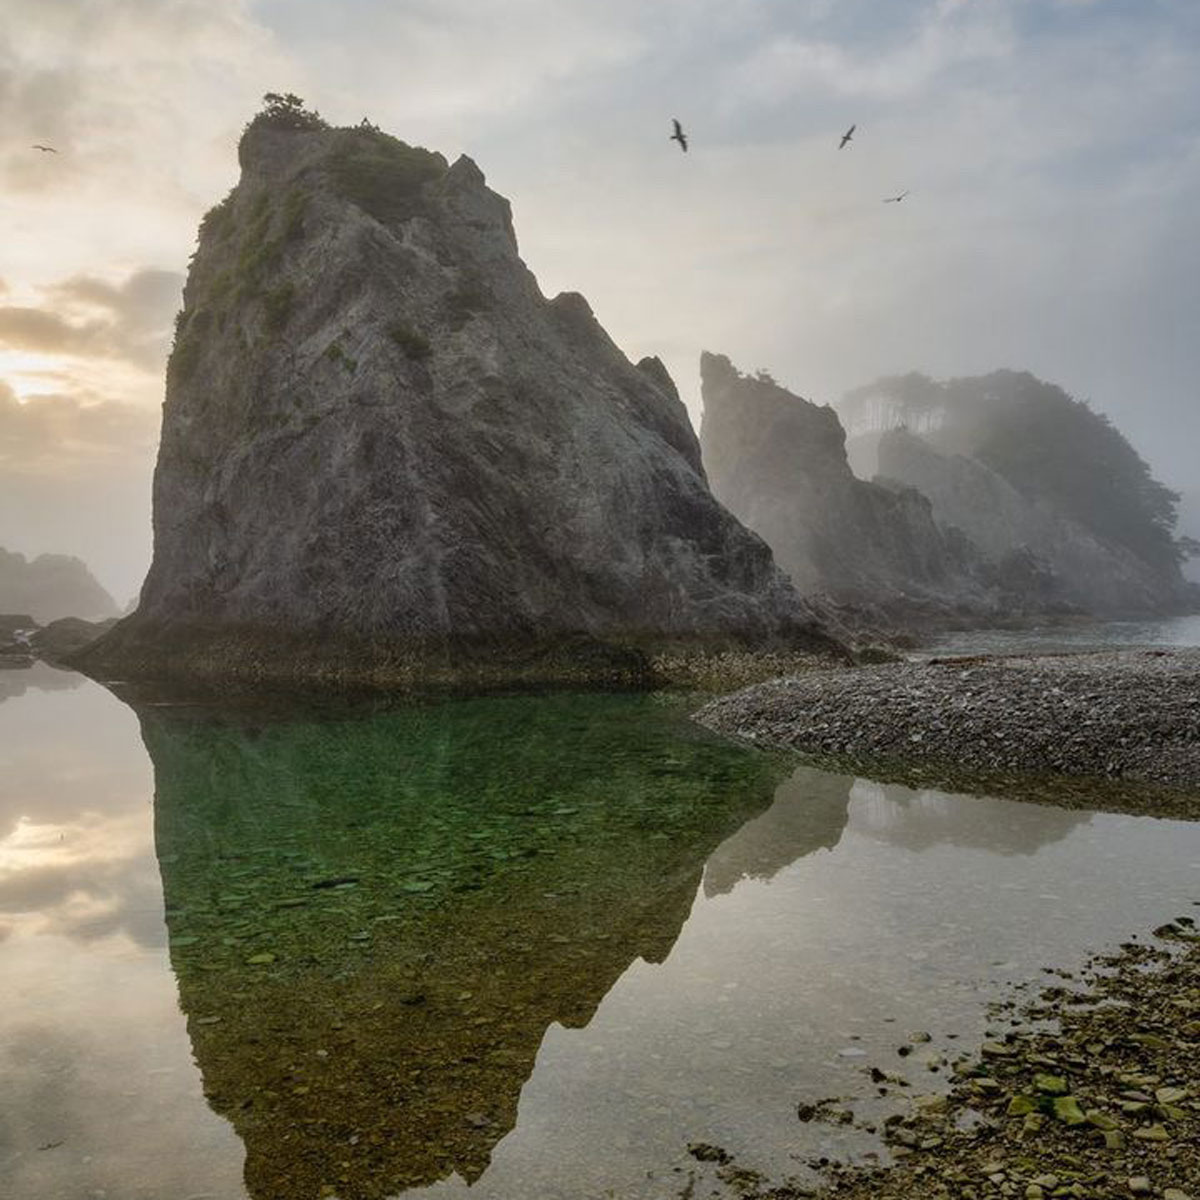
[694,649,1200,815]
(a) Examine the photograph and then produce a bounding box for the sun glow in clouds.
[0,350,68,401]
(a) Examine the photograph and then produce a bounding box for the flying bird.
[670,118,688,153]
[32,144,58,153]
[883,190,910,203]
[838,124,856,149]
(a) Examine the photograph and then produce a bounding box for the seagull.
[883,190,910,203]
[670,118,688,153]
[838,124,856,150]
[32,144,58,153]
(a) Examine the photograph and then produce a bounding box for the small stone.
[1032,1174,1059,1189]
[1033,1073,1068,1095]
[1051,1095,1087,1126]
[1163,1190,1192,1200]
[1126,1179,1152,1196]
[1132,1123,1169,1141]
[1025,1188,1044,1200]
[982,1041,1014,1058]
[1102,1130,1126,1151]
[1156,1086,1189,1105]
[1007,1095,1038,1117]
[1086,1110,1120,1131]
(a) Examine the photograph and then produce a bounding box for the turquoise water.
[1,665,1198,1200]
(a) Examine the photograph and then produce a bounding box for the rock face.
[875,430,1178,614]
[698,353,1005,622]
[844,371,1198,617]
[80,113,827,685]
[0,547,117,624]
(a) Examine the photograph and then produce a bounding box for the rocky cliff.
[698,354,1009,623]
[79,105,829,687]
[850,371,1198,616]
[0,547,117,623]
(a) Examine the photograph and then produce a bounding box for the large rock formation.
[79,105,829,687]
[874,429,1177,614]
[0,547,117,624]
[698,353,1009,623]
[846,371,1198,616]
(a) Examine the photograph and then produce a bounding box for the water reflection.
[703,765,850,897]
[851,779,1092,855]
[6,676,1200,1200]
[138,693,789,1199]
[0,661,82,704]
[0,665,159,946]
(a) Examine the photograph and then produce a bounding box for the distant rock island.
[700,355,1055,625]
[700,357,1197,623]
[0,547,117,624]
[843,371,1198,616]
[78,99,832,687]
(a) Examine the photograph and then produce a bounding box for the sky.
[1,0,1198,599]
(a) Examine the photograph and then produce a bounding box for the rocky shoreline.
[694,649,1200,818]
[684,919,1200,1200]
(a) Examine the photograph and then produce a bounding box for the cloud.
[0,381,158,471]
[0,268,181,371]
[0,382,157,596]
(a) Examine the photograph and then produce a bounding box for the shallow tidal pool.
[1,665,1198,1200]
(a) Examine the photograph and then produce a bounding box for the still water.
[2,663,1198,1200]
[921,613,1200,657]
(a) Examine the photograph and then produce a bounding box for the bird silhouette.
[838,124,856,149]
[32,144,58,153]
[883,190,910,203]
[670,118,688,153]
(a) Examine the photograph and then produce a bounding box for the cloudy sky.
[1,0,1198,598]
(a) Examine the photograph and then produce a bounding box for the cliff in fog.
[847,372,1198,616]
[0,547,117,624]
[78,100,831,686]
[698,353,1034,623]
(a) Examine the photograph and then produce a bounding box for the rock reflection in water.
[851,778,1092,854]
[703,765,850,897]
[138,692,787,1200]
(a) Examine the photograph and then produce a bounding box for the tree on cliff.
[250,92,328,132]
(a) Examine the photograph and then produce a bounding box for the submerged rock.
[79,106,833,687]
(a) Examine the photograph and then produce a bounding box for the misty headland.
[50,99,1192,697]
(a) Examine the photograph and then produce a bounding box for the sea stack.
[698,353,1002,624]
[79,103,832,686]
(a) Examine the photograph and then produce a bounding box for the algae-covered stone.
[1034,1073,1069,1095]
[1051,1096,1087,1126]
[1132,1123,1170,1142]
[1008,1094,1038,1117]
